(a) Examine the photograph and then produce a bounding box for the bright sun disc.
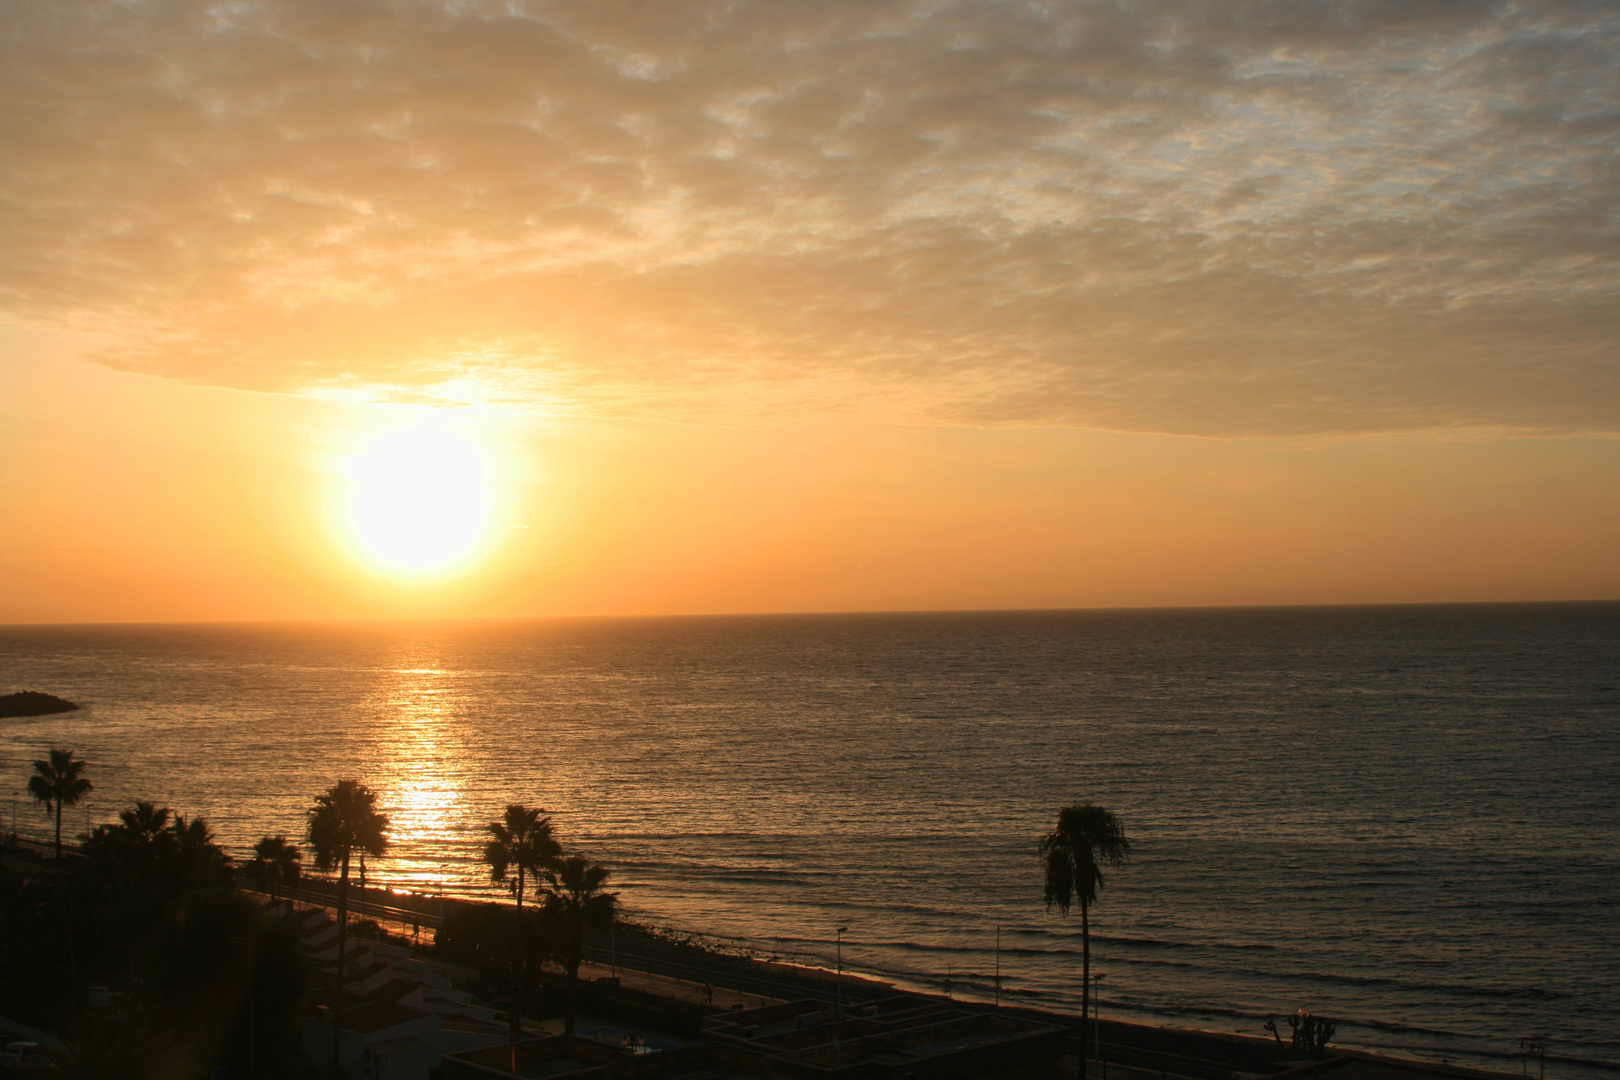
[346,427,491,573]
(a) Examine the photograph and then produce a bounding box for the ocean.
[1,605,1616,1077]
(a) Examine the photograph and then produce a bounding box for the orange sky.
[2,2,1617,622]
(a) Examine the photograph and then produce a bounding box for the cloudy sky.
[2,0,1617,621]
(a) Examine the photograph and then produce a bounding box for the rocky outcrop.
[0,692,80,718]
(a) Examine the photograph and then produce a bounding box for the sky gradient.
[2,1,1617,621]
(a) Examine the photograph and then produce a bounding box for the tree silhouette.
[306,780,389,1069]
[1042,803,1131,1080]
[82,802,235,893]
[485,804,560,1072]
[485,804,560,914]
[248,836,303,904]
[81,801,237,980]
[27,748,92,858]
[169,813,234,893]
[538,856,618,1034]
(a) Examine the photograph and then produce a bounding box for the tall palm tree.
[538,856,618,1034]
[485,804,560,914]
[1042,803,1131,1080]
[169,813,234,892]
[307,780,389,1069]
[486,804,560,1074]
[27,748,92,858]
[250,835,303,904]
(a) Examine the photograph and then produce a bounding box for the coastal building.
[287,903,513,1079]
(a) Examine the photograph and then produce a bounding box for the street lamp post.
[1092,974,1107,1080]
[1520,1039,1545,1080]
[835,927,848,1018]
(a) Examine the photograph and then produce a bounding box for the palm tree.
[486,804,560,1073]
[250,835,303,904]
[307,780,389,1069]
[538,856,618,1034]
[83,801,172,873]
[168,813,234,891]
[27,748,93,858]
[1042,803,1131,1080]
[117,800,172,843]
[485,804,560,914]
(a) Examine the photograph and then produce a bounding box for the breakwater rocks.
[0,692,80,718]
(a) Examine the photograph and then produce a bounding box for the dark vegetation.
[1,806,310,1079]
[0,691,80,718]
[1265,1011,1339,1060]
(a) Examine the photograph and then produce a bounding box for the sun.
[344,426,493,574]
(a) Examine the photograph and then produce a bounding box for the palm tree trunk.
[564,955,579,1034]
[333,849,349,1070]
[513,864,525,1078]
[54,798,62,859]
[1080,898,1091,1080]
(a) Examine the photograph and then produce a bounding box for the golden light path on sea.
[371,664,479,897]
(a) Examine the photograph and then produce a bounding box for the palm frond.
[1042,802,1131,912]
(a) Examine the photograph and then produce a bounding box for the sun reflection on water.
[367,663,482,895]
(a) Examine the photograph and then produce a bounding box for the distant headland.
[0,691,79,718]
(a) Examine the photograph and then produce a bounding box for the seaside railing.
[576,942,871,1007]
[5,828,63,857]
[571,942,1241,1080]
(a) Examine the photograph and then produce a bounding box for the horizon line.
[4,595,1618,631]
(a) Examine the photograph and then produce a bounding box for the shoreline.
[282,874,1603,1080]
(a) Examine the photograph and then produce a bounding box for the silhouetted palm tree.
[538,856,618,1033]
[250,835,303,904]
[1042,803,1131,1080]
[82,801,235,956]
[27,748,92,858]
[83,801,172,873]
[485,804,560,914]
[307,780,389,1068]
[118,800,172,842]
[169,813,234,891]
[486,804,560,1073]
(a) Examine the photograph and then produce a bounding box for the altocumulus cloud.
[1,0,1616,435]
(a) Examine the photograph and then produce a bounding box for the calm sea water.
[1,606,1616,1077]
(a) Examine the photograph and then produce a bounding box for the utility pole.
[1520,1039,1545,1080]
[835,927,848,1017]
[994,926,1001,1007]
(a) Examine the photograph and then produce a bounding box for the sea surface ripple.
[2,604,1616,1077]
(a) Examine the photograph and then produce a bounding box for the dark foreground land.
[290,874,1527,1080]
[0,832,1561,1080]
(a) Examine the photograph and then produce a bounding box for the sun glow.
[344,426,493,574]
